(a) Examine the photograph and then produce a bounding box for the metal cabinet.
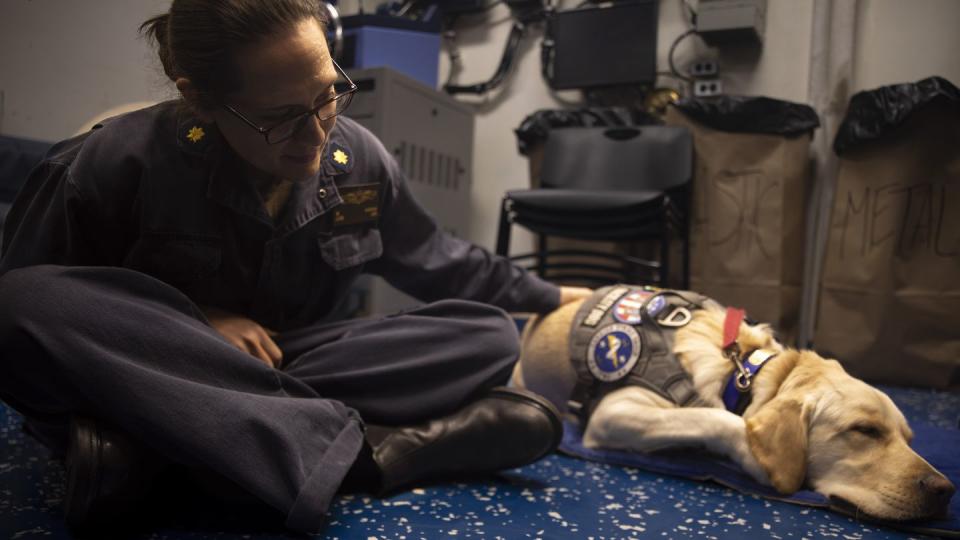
[343,67,475,315]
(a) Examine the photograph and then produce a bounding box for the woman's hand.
[202,307,283,368]
[559,286,593,306]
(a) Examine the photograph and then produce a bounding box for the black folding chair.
[496,125,693,287]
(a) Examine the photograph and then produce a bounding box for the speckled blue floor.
[2,386,958,539]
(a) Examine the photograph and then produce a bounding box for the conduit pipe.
[799,0,858,347]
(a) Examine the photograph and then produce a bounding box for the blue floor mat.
[560,415,960,538]
[2,386,958,539]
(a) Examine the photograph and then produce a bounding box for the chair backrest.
[539,125,692,192]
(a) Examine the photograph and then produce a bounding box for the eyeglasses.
[223,60,358,145]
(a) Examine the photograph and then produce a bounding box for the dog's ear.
[745,397,809,494]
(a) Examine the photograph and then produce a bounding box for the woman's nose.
[295,112,327,146]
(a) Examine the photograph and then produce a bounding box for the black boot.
[64,416,163,531]
[370,386,562,495]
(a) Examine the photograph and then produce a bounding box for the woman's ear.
[175,78,215,122]
[745,397,809,494]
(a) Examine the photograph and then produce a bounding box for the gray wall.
[1,0,959,249]
[432,0,960,249]
[0,0,175,140]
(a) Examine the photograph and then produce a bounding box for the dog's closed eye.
[848,423,885,439]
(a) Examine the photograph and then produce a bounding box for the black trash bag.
[514,107,659,156]
[672,96,820,136]
[833,76,960,155]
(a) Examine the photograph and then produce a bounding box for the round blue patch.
[646,294,667,317]
[587,324,642,382]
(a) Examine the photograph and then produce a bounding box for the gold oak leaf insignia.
[186,126,205,143]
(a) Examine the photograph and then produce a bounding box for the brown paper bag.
[815,104,960,389]
[664,107,812,344]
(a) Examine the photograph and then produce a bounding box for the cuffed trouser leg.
[0,266,524,531]
[0,265,361,532]
[278,299,521,425]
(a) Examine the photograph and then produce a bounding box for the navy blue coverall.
[0,101,560,530]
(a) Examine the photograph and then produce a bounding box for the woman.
[0,0,590,533]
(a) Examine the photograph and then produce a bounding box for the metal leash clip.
[725,344,753,392]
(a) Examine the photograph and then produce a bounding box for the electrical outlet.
[690,59,719,78]
[693,79,723,97]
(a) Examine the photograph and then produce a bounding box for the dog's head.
[745,351,955,520]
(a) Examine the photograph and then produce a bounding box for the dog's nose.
[919,474,956,508]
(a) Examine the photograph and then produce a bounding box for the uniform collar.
[266,128,356,234]
[174,106,357,172]
[276,127,355,234]
[321,128,355,177]
[191,116,355,235]
[176,108,220,157]
[174,107,266,222]
[205,149,267,223]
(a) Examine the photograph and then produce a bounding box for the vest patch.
[571,285,710,419]
[587,323,642,382]
[582,286,630,327]
[646,295,667,317]
[613,290,652,324]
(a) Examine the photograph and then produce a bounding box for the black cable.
[668,28,697,84]
[681,0,697,27]
[442,1,549,95]
[540,35,553,84]
[394,0,416,17]
[444,20,527,95]
[443,29,461,88]
[538,2,557,86]
[441,0,505,21]
[656,70,688,82]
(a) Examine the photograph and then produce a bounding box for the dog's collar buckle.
[723,348,780,415]
[730,347,754,391]
[722,307,752,391]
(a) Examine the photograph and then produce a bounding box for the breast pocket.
[319,227,383,271]
[124,232,222,283]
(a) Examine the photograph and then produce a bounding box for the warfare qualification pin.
[587,323,642,382]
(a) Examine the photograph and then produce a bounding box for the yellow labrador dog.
[512,286,955,521]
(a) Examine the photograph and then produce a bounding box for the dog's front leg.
[584,387,769,484]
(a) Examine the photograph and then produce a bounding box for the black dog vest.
[569,285,711,424]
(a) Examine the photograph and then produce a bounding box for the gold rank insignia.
[186,126,205,143]
[326,142,353,174]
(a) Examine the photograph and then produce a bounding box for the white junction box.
[696,0,766,46]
